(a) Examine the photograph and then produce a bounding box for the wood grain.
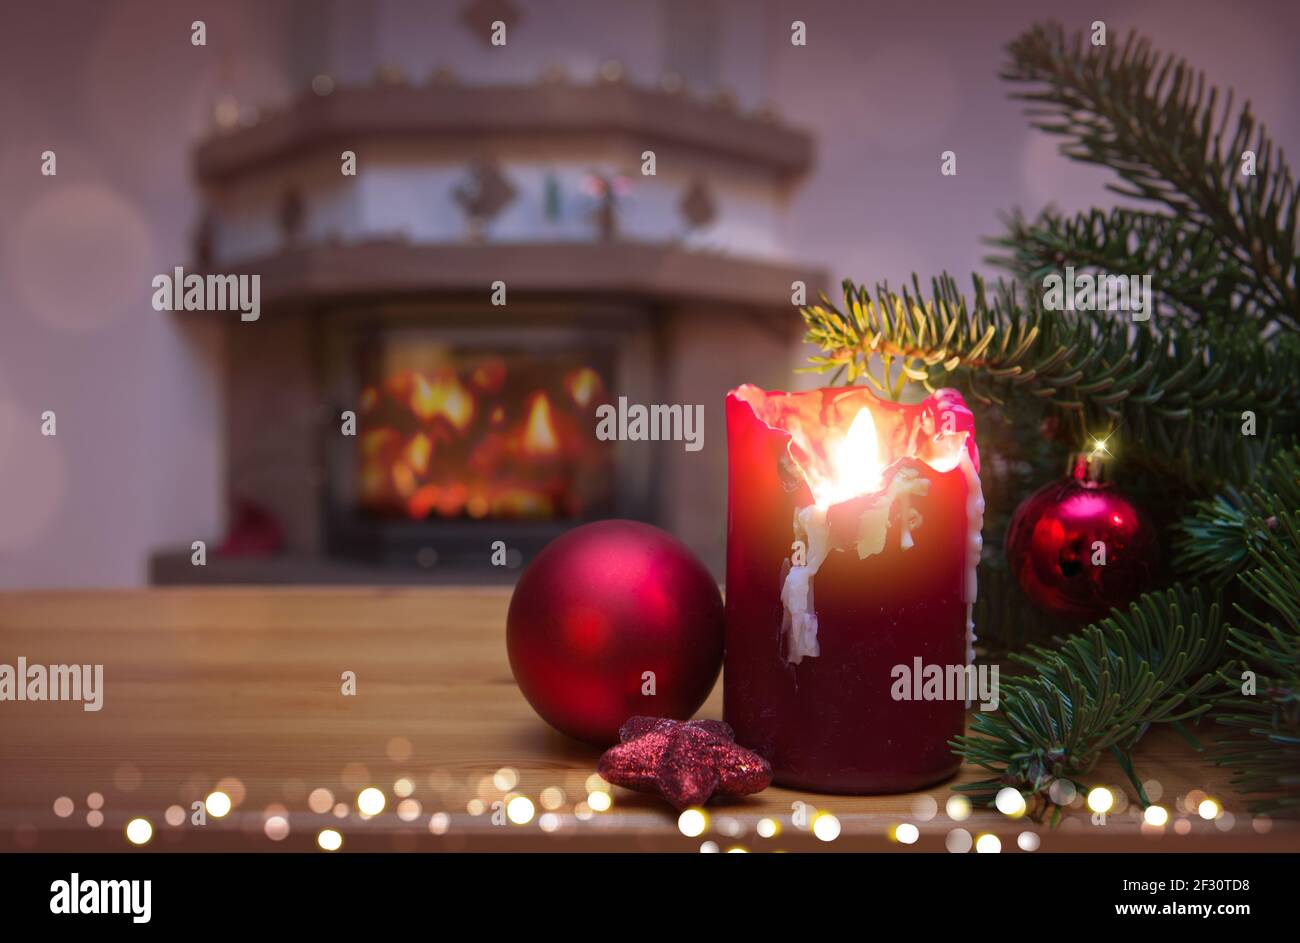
[0,588,1294,852]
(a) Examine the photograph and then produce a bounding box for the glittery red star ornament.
[597,716,772,810]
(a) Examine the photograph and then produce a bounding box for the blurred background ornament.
[543,170,562,224]
[679,177,717,231]
[217,500,284,557]
[452,158,517,241]
[581,170,632,242]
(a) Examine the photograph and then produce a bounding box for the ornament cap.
[1067,450,1108,486]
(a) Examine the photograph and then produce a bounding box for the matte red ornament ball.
[506,520,724,746]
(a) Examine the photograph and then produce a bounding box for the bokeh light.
[204,790,232,818]
[506,796,535,824]
[1086,787,1114,814]
[678,809,706,837]
[214,777,245,807]
[945,828,972,853]
[812,812,840,842]
[357,787,386,817]
[540,787,566,810]
[307,788,334,814]
[995,787,1027,817]
[125,818,153,845]
[396,799,422,822]
[1144,805,1169,827]
[911,795,938,822]
[1048,779,1077,806]
[386,736,413,762]
[264,815,290,841]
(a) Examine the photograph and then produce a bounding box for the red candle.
[724,384,983,793]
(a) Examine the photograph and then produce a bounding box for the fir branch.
[1215,511,1300,814]
[800,276,1300,485]
[952,586,1229,821]
[1002,22,1299,330]
[988,207,1249,325]
[1176,444,1300,584]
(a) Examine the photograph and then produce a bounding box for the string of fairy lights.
[28,761,1275,853]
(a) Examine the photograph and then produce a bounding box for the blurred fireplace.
[151,77,823,584]
[323,309,638,567]
[145,244,818,586]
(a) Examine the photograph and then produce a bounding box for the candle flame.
[811,407,884,508]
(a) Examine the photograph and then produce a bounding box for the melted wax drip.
[780,467,931,665]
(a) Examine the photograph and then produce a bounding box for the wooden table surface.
[0,588,1294,852]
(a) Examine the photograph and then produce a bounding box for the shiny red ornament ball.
[506,520,724,746]
[1005,459,1157,622]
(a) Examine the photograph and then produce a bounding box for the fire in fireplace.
[323,317,627,569]
[354,340,615,523]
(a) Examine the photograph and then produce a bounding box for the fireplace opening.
[323,313,634,570]
[355,338,615,522]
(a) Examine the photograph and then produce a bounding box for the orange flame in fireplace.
[410,371,474,431]
[522,392,559,457]
[392,461,417,499]
[357,357,615,523]
[565,367,602,408]
[404,433,433,475]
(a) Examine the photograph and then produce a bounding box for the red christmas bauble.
[1005,456,1158,621]
[506,520,724,746]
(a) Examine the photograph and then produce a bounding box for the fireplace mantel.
[195,81,814,185]
[211,241,825,310]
